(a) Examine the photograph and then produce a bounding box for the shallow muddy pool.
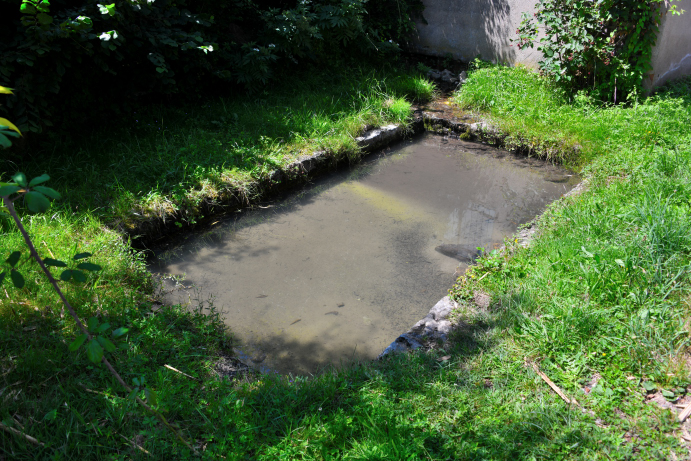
[150,133,579,375]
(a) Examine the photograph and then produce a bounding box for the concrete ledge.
[418,111,583,162]
[126,124,409,248]
[355,124,405,151]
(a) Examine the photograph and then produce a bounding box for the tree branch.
[3,195,198,455]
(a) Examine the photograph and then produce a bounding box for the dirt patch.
[214,351,252,381]
[473,291,491,310]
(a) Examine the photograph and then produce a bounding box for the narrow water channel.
[150,133,579,375]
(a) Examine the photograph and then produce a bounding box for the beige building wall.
[408,0,542,67]
[410,0,691,89]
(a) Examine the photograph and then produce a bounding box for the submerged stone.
[434,244,483,262]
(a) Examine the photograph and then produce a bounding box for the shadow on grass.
[0,65,423,227]
[0,292,624,460]
[217,308,607,460]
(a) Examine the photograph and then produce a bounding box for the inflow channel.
[150,133,579,375]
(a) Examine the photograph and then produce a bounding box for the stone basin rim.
[147,106,585,373]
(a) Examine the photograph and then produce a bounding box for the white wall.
[408,0,542,67]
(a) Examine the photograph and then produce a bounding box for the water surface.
[151,134,578,375]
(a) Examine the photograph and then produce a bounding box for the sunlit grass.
[448,67,691,458]
[2,63,691,459]
[454,65,691,166]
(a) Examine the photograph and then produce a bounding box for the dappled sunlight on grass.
[2,63,690,458]
[1,68,429,232]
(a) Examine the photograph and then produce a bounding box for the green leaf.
[112,327,129,338]
[642,381,656,392]
[86,339,104,363]
[144,388,158,406]
[95,322,110,333]
[96,335,116,353]
[20,3,37,14]
[12,173,27,187]
[0,134,12,149]
[0,128,20,139]
[73,252,92,260]
[43,409,57,421]
[662,389,675,399]
[77,262,102,272]
[68,333,88,351]
[0,118,21,135]
[0,185,21,197]
[36,13,53,24]
[10,270,24,288]
[72,270,87,283]
[28,174,50,187]
[6,251,21,267]
[60,269,72,281]
[87,316,98,332]
[44,258,67,267]
[25,191,50,213]
[32,186,60,200]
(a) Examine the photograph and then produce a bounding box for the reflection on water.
[150,133,578,375]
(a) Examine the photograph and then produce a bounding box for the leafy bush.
[0,0,425,135]
[514,0,684,101]
[0,0,215,133]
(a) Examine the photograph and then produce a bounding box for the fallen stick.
[80,384,124,400]
[530,361,579,406]
[41,241,56,259]
[0,421,44,446]
[678,401,691,422]
[12,415,24,430]
[164,364,199,381]
[0,365,15,378]
[118,433,151,456]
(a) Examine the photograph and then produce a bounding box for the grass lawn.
[2,61,691,459]
[3,66,432,233]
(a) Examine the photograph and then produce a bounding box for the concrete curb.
[126,124,410,248]
[377,112,588,360]
[126,104,576,249]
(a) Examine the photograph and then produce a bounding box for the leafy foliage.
[0,0,425,135]
[0,85,21,148]
[0,169,192,450]
[196,0,424,85]
[514,0,684,101]
[0,0,215,133]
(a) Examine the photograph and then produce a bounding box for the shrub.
[514,0,684,102]
[0,0,425,135]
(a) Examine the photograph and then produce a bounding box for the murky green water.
[150,133,578,375]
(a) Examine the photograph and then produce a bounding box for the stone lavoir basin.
[150,133,579,375]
